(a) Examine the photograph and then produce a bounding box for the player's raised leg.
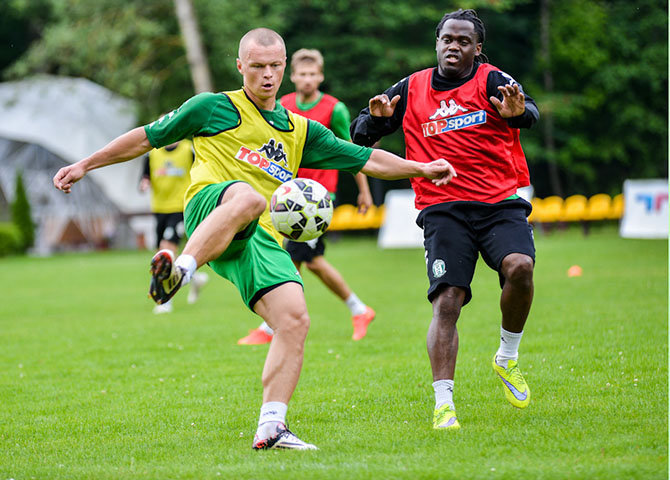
[251,282,317,450]
[150,182,266,304]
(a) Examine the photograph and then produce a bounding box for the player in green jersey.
[238,48,376,345]
[53,28,456,450]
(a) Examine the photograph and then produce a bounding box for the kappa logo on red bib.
[235,144,293,182]
[429,99,468,120]
[421,110,487,138]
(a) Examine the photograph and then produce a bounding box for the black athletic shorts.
[416,198,535,306]
[155,212,185,248]
[285,235,326,263]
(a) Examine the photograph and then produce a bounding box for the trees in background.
[1,0,666,198]
[523,0,668,197]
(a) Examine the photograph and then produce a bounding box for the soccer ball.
[270,178,333,242]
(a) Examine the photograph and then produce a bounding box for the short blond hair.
[238,28,285,58]
[290,48,324,73]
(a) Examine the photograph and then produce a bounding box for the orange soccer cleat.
[237,327,273,345]
[351,306,376,341]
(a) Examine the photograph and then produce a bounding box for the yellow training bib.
[187,89,309,243]
[149,139,193,213]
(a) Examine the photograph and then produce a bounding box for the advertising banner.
[620,179,668,239]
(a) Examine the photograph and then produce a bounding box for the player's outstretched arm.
[53,127,153,194]
[361,149,457,186]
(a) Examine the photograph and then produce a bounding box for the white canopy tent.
[0,75,151,253]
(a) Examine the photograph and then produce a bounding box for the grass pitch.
[0,226,667,479]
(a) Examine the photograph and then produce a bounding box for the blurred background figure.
[139,139,208,313]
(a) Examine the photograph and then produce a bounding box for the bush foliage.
[11,172,34,252]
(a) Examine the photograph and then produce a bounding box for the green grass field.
[0,226,667,479]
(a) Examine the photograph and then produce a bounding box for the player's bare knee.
[229,187,266,221]
[433,288,463,325]
[503,255,534,287]
[293,311,311,337]
[240,189,266,217]
[276,310,310,340]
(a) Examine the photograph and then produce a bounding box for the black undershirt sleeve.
[486,70,539,129]
[350,77,409,146]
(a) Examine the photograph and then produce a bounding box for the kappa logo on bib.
[258,138,288,167]
[429,99,468,120]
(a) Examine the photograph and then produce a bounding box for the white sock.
[433,379,454,409]
[345,293,367,316]
[258,322,274,335]
[496,327,524,368]
[174,254,197,285]
[256,402,287,438]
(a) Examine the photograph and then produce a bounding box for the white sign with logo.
[620,179,668,239]
[377,189,424,249]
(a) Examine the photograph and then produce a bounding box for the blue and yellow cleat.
[433,404,461,430]
[492,355,531,408]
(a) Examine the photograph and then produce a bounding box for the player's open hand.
[53,162,86,194]
[490,83,525,118]
[423,159,457,186]
[369,94,400,118]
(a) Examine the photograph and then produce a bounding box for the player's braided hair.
[435,9,489,64]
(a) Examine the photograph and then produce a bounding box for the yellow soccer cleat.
[492,355,531,408]
[433,404,461,430]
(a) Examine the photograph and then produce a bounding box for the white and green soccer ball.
[270,178,333,242]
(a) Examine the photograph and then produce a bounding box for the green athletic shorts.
[184,181,303,310]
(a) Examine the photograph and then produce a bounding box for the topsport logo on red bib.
[421,110,487,138]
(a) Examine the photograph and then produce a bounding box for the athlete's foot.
[149,249,185,305]
[492,355,531,408]
[352,306,376,341]
[237,327,273,345]
[252,422,317,450]
[433,404,460,430]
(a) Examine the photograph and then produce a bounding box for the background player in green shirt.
[238,48,376,345]
[53,28,456,450]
